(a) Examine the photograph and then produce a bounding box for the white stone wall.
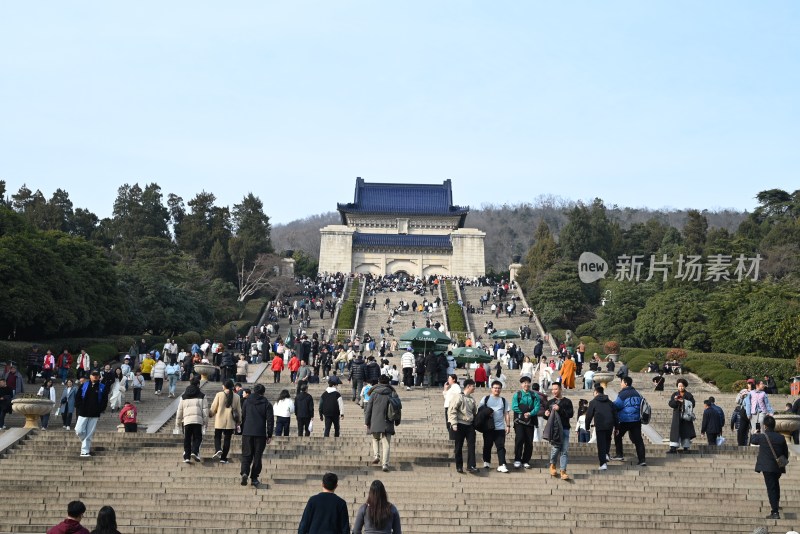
[450,228,486,276]
[351,251,453,277]
[319,221,486,277]
[318,225,355,274]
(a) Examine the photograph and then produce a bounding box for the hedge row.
[335,279,360,330]
[607,345,798,393]
[447,302,467,331]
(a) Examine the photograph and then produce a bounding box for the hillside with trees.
[0,180,291,341]
[514,190,800,363]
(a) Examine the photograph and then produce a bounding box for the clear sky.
[2,2,798,225]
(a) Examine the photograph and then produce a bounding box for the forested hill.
[271,198,748,272]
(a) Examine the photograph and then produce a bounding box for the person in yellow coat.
[560,354,576,389]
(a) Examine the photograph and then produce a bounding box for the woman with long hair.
[353,479,401,533]
[59,378,77,430]
[108,368,126,412]
[274,389,295,436]
[90,505,121,534]
[576,399,590,443]
[209,379,241,463]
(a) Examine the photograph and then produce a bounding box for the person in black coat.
[700,398,724,446]
[667,378,696,453]
[750,415,789,519]
[294,384,314,437]
[239,384,274,488]
[585,385,618,469]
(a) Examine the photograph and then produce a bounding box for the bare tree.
[237,253,298,302]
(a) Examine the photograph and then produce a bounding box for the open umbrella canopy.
[399,327,451,348]
[491,329,520,340]
[284,328,295,348]
[451,346,493,365]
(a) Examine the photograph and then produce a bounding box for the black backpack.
[474,396,506,433]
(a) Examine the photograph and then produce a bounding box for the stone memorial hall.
[318,178,486,277]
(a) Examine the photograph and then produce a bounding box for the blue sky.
[1,2,798,225]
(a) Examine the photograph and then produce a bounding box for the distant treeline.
[271,196,748,272]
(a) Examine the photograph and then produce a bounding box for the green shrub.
[172,336,187,349]
[86,343,118,362]
[682,352,798,392]
[0,340,34,365]
[447,304,467,332]
[113,336,136,353]
[240,298,268,323]
[183,331,202,345]
[579,336,598,344]
[336,301,357,329]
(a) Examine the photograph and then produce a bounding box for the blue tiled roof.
[338,178,469,218]
[352,233,453,250]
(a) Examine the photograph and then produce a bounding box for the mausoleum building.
[318,178,486,277]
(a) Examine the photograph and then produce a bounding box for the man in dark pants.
[26,346,42,384]
[478,380,512,473]
[611,376,647,466]
[319,377,344,437]
[448,379,478,473]
[239,384,273,488]
[511,376,539,469]
[701,397,724,445]
[586,385,617,470]
[750,415,789,519]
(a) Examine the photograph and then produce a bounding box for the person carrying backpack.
[611,376,647,466]
[364,375,397,472]
[511,376,539,469]
[478,380,512,473]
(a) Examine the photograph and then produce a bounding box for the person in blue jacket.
[611,376,647,466]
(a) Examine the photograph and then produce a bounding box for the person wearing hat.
[74,371,109,458]
[511,375,539,469]
[701,397,724,446]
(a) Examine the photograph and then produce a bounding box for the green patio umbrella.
[451,346,493,366]
[284,327,294,348]
[491,329,520,340]
[399,327,451,354]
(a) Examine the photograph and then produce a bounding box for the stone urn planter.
[11,396,55,429]
[593,372,616,389]
[772,413,800,441]
[193,364,216,381]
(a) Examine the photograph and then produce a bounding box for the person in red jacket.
[271,354,285,383]
[119,401,138,433]
[57,350,73,384]
[47,501,90,534]
[474,364,488,388]
[288,354,301,383]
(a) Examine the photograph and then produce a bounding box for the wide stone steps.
[2,364,799,534]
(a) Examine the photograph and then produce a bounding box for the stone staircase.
[2,364,799,533]
[356,290,446,351]
[461,284,542,357]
